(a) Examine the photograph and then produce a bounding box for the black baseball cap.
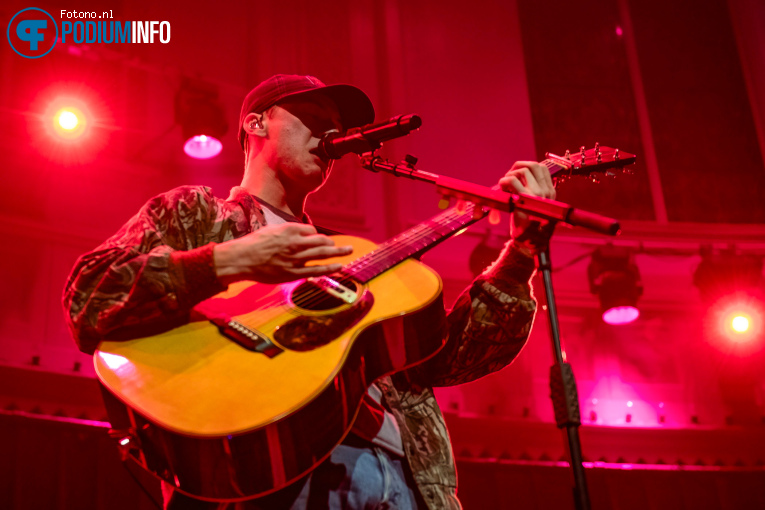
[238,74,375,150]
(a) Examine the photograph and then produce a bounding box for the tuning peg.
[488,209,501,225]
[614,148,620,160]
[594,142,600,152]
[580,146,586,166]
[597,151,602,163]
[564,149,571,160]
[438,197,450,209]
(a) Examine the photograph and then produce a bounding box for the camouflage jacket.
[63,185,538,510]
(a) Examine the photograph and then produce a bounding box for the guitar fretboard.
[340,204,482,283]
[340,157,573,283]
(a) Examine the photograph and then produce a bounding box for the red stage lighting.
[184,134,223,159]
[28,83,111,165]
[588,245,643,325]
[731,315,750,333]
[694,249,764,348]
[699,296,765,356]
[602,306,640,326]
[693,249,762,303]
[58,110,78,130]
[51,105,87,139]
[718,303,761,343]
[175,78,228,160]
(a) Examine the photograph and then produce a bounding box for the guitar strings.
[293,154,605,309]
[231,214,459,322]
[236,158,559,318]
[295,207,475,307]
[280,153,613,311]
[233,155,571,321]
[235,156,556,316]
[304,155,561,293]
[260,208,470,312]
[234,207,475,321]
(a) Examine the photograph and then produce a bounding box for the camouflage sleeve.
[62,186,229,355]
[416,240,538,387]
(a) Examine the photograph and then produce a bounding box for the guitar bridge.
[207,315,283,358]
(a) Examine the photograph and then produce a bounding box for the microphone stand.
[538,244,591,510]
[360,153,615,510]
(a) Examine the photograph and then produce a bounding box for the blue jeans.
[165,437,423,509]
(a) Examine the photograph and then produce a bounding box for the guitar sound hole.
[292,276,359,311]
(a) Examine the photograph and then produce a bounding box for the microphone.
[317,114,422,160]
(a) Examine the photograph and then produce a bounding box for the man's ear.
[243,112,267,138]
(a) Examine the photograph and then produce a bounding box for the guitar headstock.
[545,144,636,184]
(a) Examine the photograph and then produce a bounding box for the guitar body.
[95,235,446,502]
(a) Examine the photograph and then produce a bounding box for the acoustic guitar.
[96,145,635,501]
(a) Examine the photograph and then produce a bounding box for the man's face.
[262,94,343,192]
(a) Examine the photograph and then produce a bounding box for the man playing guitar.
[63,74,556,509]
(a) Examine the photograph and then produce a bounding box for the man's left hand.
[498,161,556,241]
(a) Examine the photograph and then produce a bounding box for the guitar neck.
[340,158,563,283]
[340,204,485,283]
[339,144,633,284]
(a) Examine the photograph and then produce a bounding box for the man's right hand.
[213,223,353,285]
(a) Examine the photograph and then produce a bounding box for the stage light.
[58,110,78,130]
[694,249,764,345]
[693,248,762,303]
[721,305,761,341]
[30,84,110,165]
[602,306,640,326]
[184,134,223,160]
[51,105,88,139]
[706,300,764,348]
[731,315,750,333]
[588,245,642,325]
[175,78,228,160]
